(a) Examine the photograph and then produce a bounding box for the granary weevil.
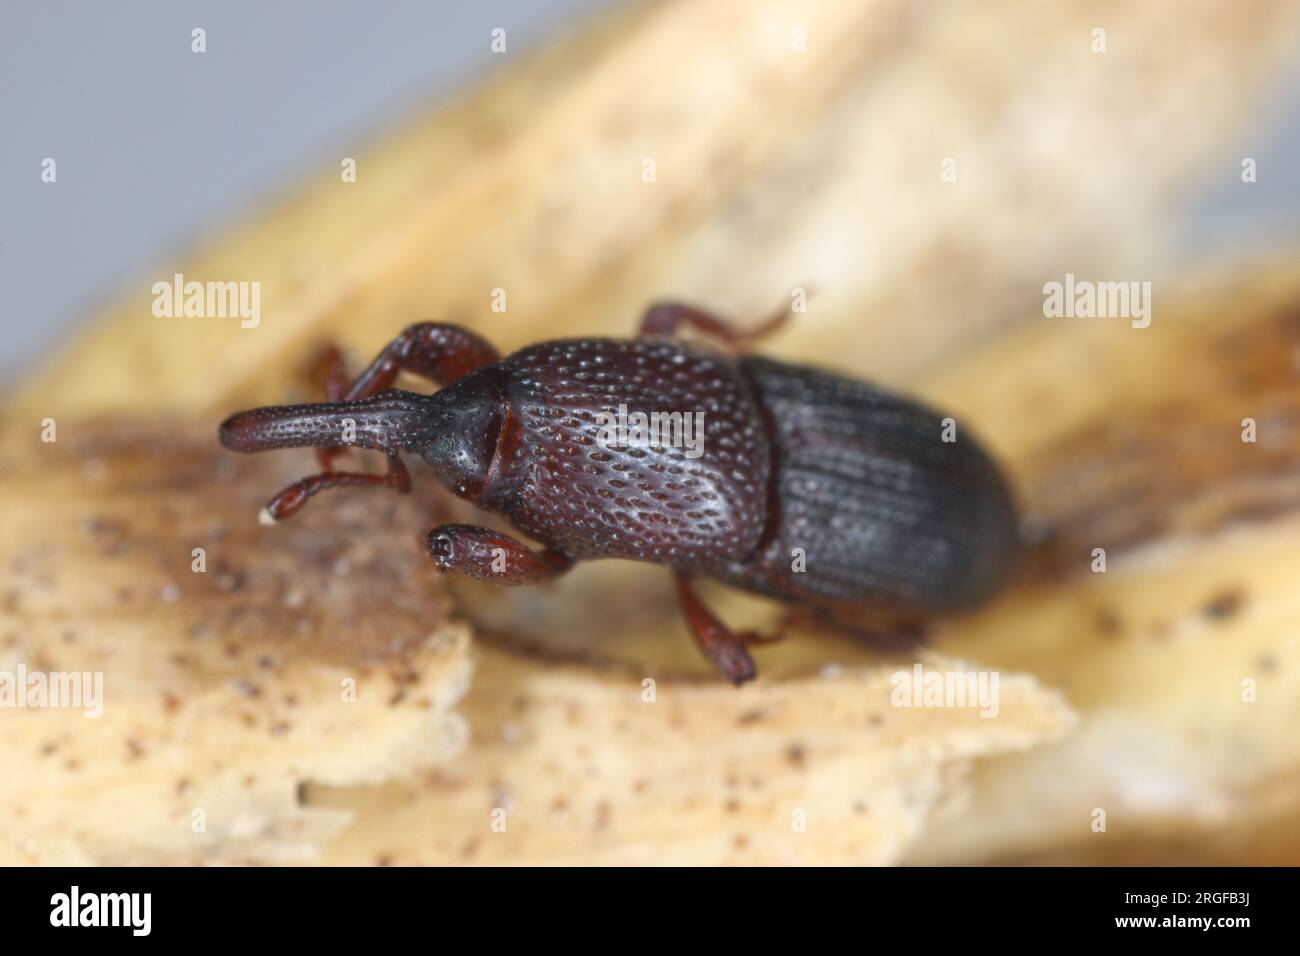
[219,303,1021,684]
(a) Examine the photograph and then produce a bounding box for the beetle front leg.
[341,323,500,400]
[637,299,796,347]
[426,524,574,585]
[672,573,781,686]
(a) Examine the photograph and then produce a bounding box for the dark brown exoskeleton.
[218,304,1021,684]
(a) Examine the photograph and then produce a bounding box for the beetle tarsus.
[672,572,774,685]
[262,452,412,521]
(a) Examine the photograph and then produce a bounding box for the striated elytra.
[218,302,1020,684]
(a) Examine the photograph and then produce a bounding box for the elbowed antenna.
[218,388,433,456]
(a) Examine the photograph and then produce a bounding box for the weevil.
[218,303,1020,684]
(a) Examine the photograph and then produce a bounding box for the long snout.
[218,389,431,454]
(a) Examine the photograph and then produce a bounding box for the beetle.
[218,302,1021,684]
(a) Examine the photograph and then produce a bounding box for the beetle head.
[418,371,505,502]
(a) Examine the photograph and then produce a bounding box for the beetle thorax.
[481,338,771,568]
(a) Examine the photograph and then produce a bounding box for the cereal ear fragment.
[0,420,474,865]
[0,420,1071,865]
[313,649,1073,866]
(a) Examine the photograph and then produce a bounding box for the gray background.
[1,0,1297,384]
[0,0,618,382]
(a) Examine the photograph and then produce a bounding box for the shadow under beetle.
[219,302,1021,684]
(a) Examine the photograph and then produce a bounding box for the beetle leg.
[261,451,411,523]
[672,572,781,685]
[309,343,351,402]
[742,629,786,645]
[316,323,501,468]
[339,323,500,400]
[637,299,796,347]
[426,524,574,585]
